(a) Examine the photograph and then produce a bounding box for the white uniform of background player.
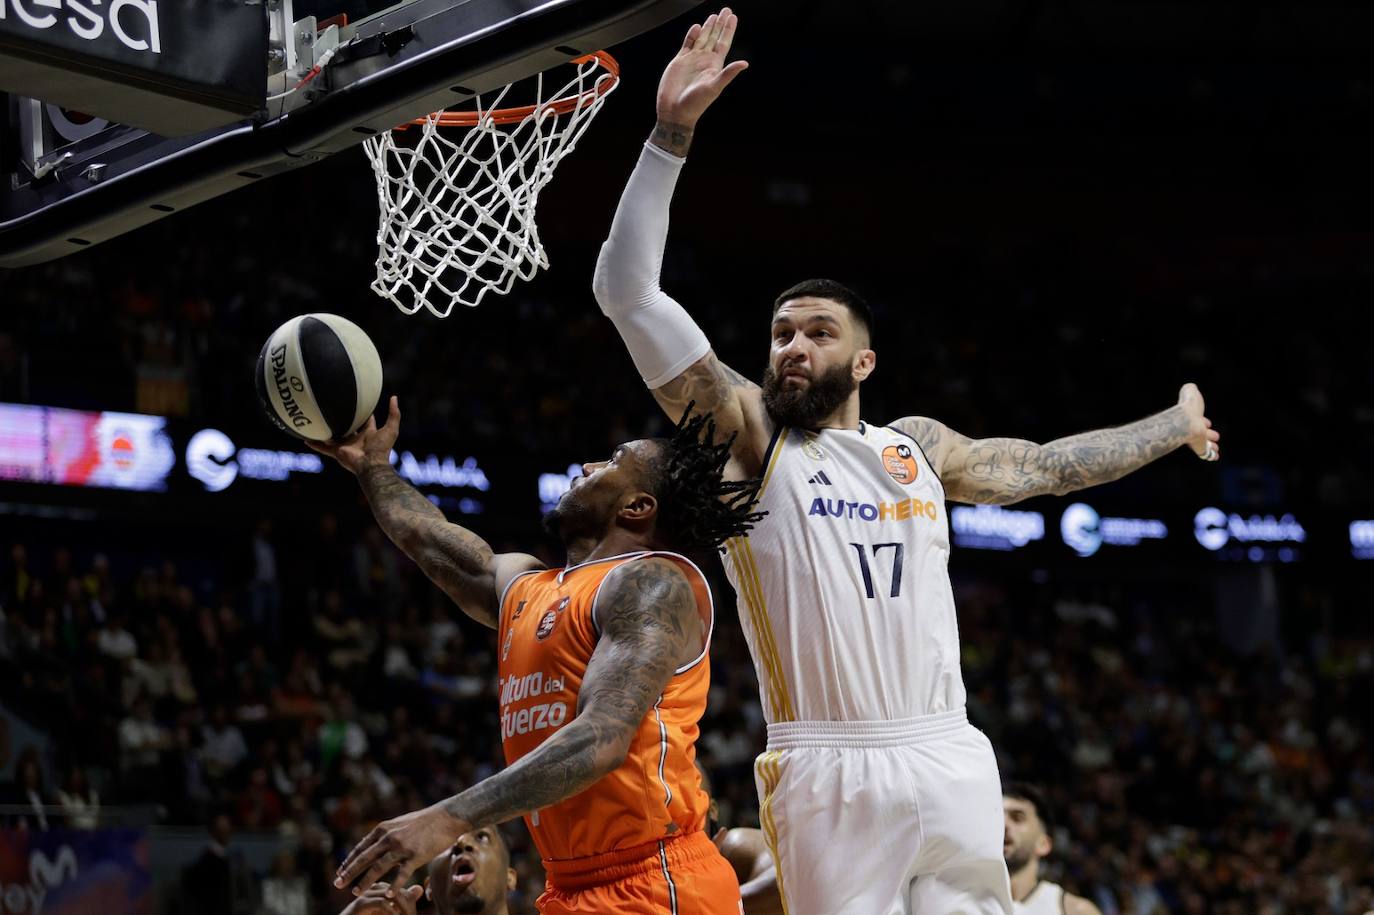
[1003,786,1103,915]
[592,9,1222,913]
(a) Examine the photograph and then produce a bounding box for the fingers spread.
[336,829,388,888]
[358,850,407,894]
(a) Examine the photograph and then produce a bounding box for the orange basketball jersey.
[497,551,715,864]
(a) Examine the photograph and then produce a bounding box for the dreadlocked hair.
[649,404,767,552]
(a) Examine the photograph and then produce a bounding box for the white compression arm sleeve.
[593,142,711,389]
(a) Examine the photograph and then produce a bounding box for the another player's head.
[544,409,764,553]
[1003,782,1055,879]
[762,278,876,428]
[426,827,516,915]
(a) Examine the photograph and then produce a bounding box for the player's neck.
[564,530,653,567]
[813,393,862,431]
[1009,860,1041,902]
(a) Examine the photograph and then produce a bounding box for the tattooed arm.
[311,397,543,629]
[333,557,702,893]
[893,383,1222,505]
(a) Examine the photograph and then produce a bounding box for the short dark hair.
[772,278,873,341]
[648,407,766,552]
[1003,782,1054,836]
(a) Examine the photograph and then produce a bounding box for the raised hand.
[310,395,401,474]
[656,7,748,131]
[1177,383,1221,461]
[334,802,469,898]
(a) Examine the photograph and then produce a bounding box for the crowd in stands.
[2,68,1373,914]
[1,517,1370,913]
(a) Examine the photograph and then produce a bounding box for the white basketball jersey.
[1014,881,1066,915]
[722,422,965,722]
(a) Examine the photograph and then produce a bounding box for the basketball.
[254,313,383,442]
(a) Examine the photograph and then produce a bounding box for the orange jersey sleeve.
[497,550,715,863]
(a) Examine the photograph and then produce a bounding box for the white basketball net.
[365,54,618,317]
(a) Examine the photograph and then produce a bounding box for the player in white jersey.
[591,9,1223,912]
[1004,784,1103,915]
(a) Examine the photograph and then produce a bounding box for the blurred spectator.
[260,849,309,915]
[313,590,372,672]
[248,520,282,641]
[55,763,100,829]
[96,610,137,662]
[0,746,50,830]
[202,704,249,783]
[118,695,171,795]
[318,684,368,770]
[236,765,284,830]
[181,813,257,915]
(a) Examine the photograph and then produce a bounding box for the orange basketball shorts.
[537,831,742,914]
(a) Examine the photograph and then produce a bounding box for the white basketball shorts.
[752,708,1013,915]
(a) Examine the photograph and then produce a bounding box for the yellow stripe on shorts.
[756,750,789,915]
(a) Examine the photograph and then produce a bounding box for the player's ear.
[853,346,875,382]
[619,491,658,524]
[506,867,517,892]
[1036,831,1053,858]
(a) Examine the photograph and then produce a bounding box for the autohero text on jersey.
[807,495,940,523]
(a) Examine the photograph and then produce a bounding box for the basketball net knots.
[365,55,618,317]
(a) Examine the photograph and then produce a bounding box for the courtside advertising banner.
[0,828,152,915]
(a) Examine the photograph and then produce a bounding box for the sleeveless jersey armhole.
[887,423,947,501]
[588,551,715,674]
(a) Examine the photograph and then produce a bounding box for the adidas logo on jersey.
[807,471,833,486]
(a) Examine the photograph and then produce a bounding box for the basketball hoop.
[365,52,620,317]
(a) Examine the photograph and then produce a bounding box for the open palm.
[657,7,748,126]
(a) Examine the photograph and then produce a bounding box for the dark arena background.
[3,2,1374,913]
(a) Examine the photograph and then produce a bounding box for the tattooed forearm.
[650,120,695,157]
[357,463,498,627]
[442,713,623,830]
[652,352,756,422]
[949,406,1193,505]
[445,559,697,830]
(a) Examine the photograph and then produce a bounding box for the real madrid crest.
[801,434,827,461]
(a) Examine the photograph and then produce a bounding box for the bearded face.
[760,359,858,429]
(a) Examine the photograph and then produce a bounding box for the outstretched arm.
[592,9,770,470]
[312,397,542,628]
[332,557,702,894]
[894,383,1221,505]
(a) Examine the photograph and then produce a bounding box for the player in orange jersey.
[320,397,761,914]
